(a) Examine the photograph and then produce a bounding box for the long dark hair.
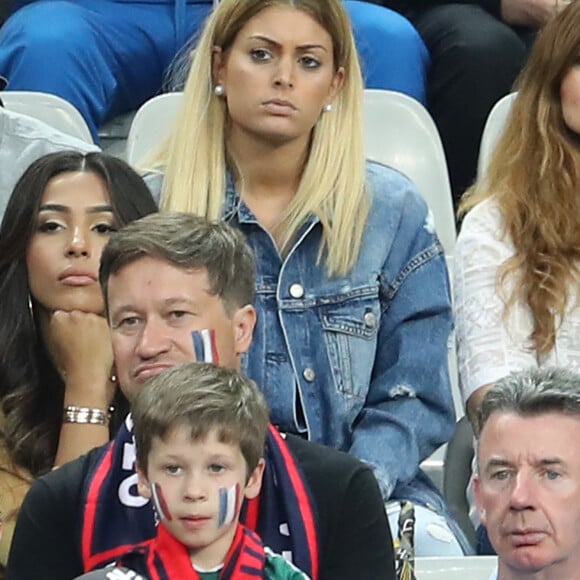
[0,151,157,476]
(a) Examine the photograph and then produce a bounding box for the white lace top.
[454,198,580,404]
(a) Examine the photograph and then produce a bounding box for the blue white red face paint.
[151,481,241,527]
[217,483,241,527]
[191,329,219,364]
[151,482,173,522]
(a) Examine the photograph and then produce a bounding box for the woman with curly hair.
[0,151,157,565]
[455,0,580,433]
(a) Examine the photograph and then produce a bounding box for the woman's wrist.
[62,405,111,426]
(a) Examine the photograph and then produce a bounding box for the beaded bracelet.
[63,405,110,426]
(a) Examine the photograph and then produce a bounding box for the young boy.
[117,362,310,580]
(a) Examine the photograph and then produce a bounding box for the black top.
[0,3,14,28]
[365,0,502,20]
[6,435,395,580]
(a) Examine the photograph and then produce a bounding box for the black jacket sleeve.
[0,1,15,27]
[8,436,395,580]
[5,452,94,580]
[365,0,502,20]
[286,435,396,580]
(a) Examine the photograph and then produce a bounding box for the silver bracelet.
[63,405,110,426]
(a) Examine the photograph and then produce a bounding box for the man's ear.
[136,463,152,500]
[233,305,256,356]
[473,474,487,526]
[244,458,265,500]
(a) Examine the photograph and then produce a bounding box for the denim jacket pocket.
[320,291,380,398]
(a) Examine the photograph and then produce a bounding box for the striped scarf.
[82,421,319,579]
[118,522,265,580]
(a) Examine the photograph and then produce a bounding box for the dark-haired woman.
[0,151,157,564]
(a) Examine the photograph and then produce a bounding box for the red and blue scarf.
[117,522,265,579]
[82,420,318,579]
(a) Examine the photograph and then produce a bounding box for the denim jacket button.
[364,311,377,328]
[289,283,304,299]
[303,367,316,382]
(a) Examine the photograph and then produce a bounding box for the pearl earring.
[323,103,333,113]
[214,84,224,96]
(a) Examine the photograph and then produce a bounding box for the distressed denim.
[224,161,455,499]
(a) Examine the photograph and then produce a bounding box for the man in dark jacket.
[6,214,396,580]
[368,0,550,208]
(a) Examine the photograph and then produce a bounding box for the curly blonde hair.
[460,1,580,354]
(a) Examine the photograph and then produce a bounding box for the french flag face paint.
[151,482,173,522]
[191,329,219,364]
[217,483,241,527]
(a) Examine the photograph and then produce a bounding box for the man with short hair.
[474,366,580,580]
[7,213,395,580]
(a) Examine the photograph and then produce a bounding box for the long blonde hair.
[152,0,368,276]
[459,1,580,354]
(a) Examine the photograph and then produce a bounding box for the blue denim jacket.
[146,161,456,514]
[222,161,456,510]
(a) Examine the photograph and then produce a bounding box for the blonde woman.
[455,0,580,433]
[146,0,468,555]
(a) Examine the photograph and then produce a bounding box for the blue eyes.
[489,469,562,482]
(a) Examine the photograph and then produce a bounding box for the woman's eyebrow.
[248,34,328,53]
[38,204,114,213]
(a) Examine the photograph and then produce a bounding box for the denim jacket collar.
[222,173,245,222]
[222,172,320,232]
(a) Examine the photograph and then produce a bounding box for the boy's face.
[137,425,264,570]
